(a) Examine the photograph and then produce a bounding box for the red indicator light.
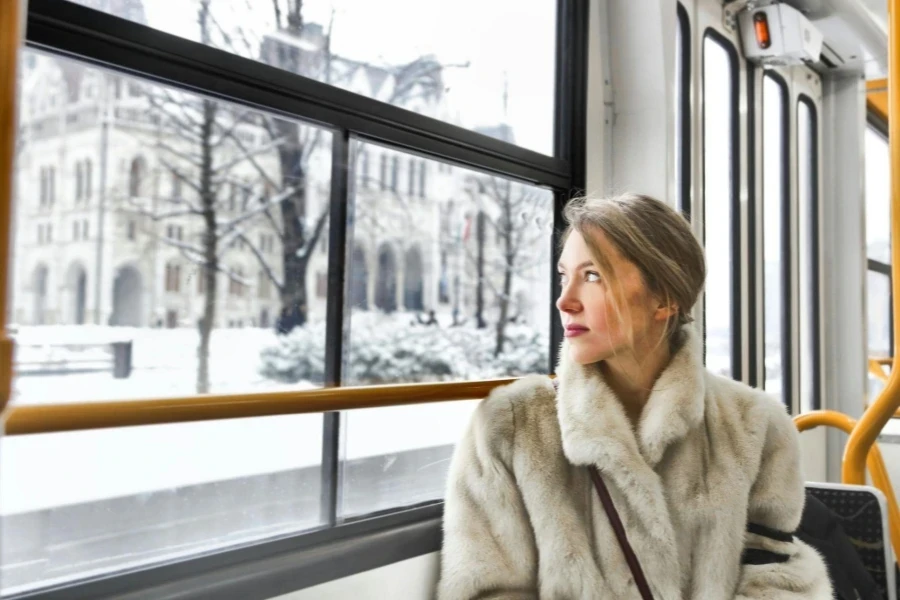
[754,12,771,50]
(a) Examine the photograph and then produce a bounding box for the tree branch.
[217,135,288,174]
[217,184,298,243]
[156,140,203,169]
[237,229,285,291]
[218,126,281,190]
[297,204,329,261]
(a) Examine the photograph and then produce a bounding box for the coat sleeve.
[436,394,539,600]
[734,400,834,600]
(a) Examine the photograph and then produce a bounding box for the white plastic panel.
[270,552,439,600]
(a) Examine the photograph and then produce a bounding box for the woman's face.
[556,229,669,365]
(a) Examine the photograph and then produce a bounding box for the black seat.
[804,483,896,600]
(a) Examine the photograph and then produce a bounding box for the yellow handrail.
[869,357,892,384]
[3,378,518,435]
[0,0,22,415]
[864,357,900,418]
[845,0,900,485]
[796,411,900,562]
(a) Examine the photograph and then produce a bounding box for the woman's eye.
[586,271,601,283]
[558,272,568,285]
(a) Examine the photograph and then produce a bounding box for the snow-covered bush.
[259,320,328,385]
[488,324,553,376]
[259,313,549,385]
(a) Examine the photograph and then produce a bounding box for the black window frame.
[701,29,742,382]
[676,2,691,220]
[760,71,791,409]
[797,95,821,411]
[8,0,589,598]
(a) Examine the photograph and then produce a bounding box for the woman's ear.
[653,301,679,322]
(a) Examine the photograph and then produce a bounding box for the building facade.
[11,4,551,336]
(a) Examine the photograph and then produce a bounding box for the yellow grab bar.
[796,410,900,562]
[869,357,892,384]
[865,358,900,418]
[845,0,900,485]
[4,378,518,435]
[0,0,22,415]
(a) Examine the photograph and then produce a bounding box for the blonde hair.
[561,193,706,340]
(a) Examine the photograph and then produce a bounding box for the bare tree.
[464,176,549,356]
[127,0,286,392]
[214,0,464,333]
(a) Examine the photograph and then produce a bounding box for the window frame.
[8,0,589,598]
[760,71,792,408]
[701,29,742,381]
[676,2,691,220]
[797,94,821,411]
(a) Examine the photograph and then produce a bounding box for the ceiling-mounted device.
[738,3,824,66]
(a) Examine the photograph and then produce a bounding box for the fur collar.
[556,325,706,470]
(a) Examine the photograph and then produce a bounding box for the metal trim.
[761,71,793,410]
[6,504,443,600]
[677,2,692,221]
[870,259,892,276]
[320,131,351,525]
[24,0,570,189]
[799,95,822,411]
[870,113,890,139]
[747,65,758,388]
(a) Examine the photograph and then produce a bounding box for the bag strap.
[589,466,654,600]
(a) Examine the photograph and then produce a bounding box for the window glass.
[762,75,786,400]
[1,417,324,595]
[865,124,891,401]
[335,140,553,517]
[5,48,336,594]
[702,36,735,377]
[865,126,891,263]
[798,98,818,412]
[868,270,891,403]
[74,0,557,155]
[11,49,331,403]
[866,126,890,263]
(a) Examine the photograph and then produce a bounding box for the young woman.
[437,194,831,599]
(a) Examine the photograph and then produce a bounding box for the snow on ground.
[10,325,299,403]
[2,325,480,514]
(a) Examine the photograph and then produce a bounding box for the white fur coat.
[437,327,832,599]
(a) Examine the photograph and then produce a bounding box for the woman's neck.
[601,340,672,427]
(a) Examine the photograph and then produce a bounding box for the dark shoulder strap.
[589,466,654,600]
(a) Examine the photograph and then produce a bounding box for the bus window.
[865,125,891,403]
[702,34,738,378]
[340,142,553,517]
[762,74,788,404]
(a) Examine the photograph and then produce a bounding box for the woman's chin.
[567,345,611,366]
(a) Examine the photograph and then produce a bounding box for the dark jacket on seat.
[796,492,881,600]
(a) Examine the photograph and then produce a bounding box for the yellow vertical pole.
[844,0,900,484]
[0,0,21,414]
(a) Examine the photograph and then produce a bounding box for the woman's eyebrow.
[557,261,595,271]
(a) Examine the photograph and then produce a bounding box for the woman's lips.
[564,325,588,338]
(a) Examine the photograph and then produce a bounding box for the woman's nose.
[556,285,581,313]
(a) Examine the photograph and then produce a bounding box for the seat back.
[806,482,897,600]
